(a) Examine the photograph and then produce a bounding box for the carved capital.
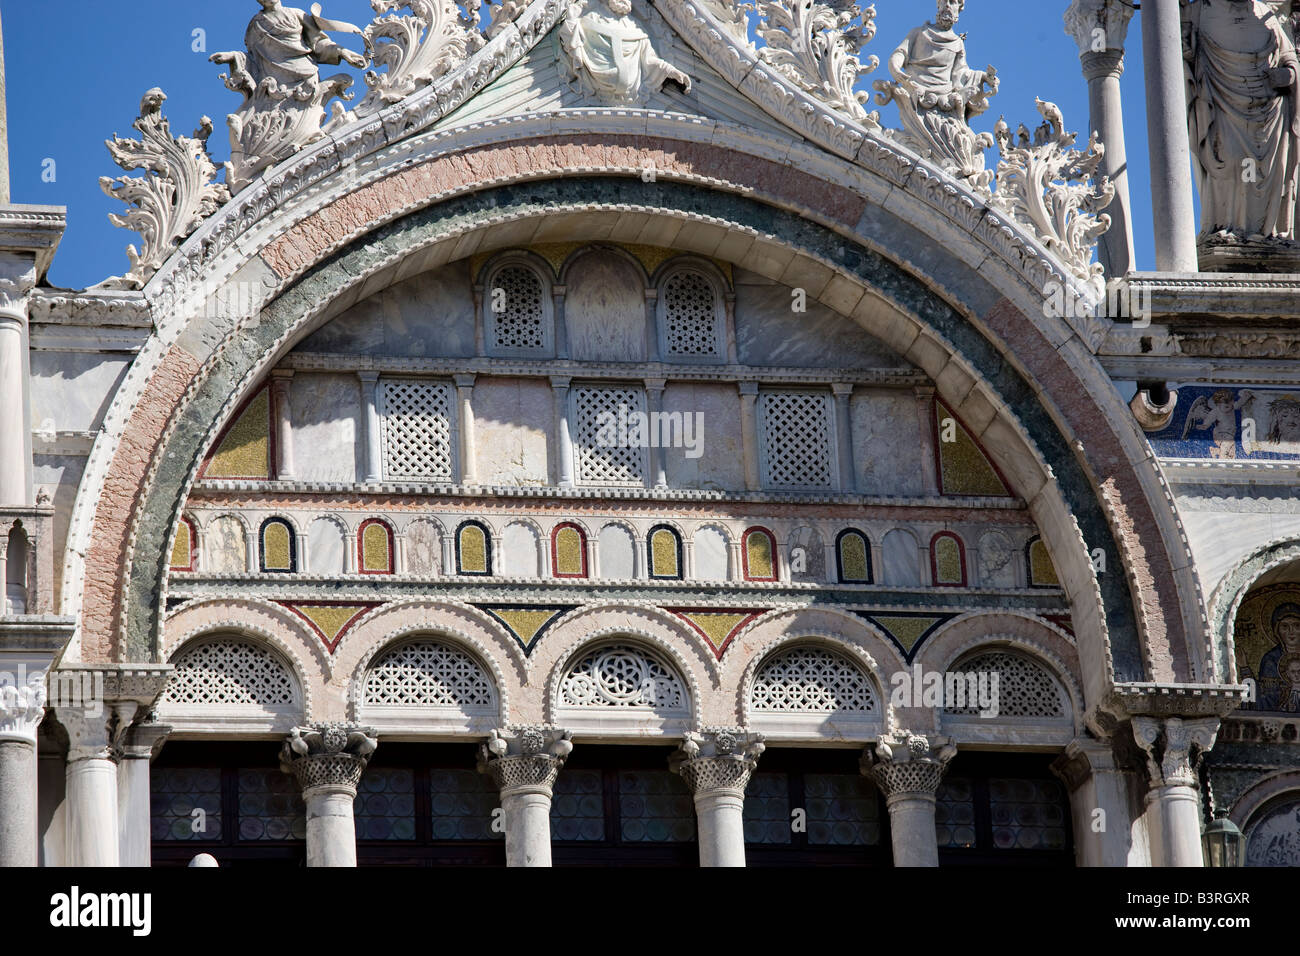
[862,731,957,797]
[120,720,172,761]
[1131,716,1219,789]
[477,726,573,796]
[671,729,765,795]
[1079,49,1125,82]
[0,674,46,744]
[280,722,378,796]
[60,700,138,764]
[0,254,37,320]
[1064,0,1134,56]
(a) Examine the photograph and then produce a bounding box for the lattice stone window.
[485,263,550,354]
[758,391,835,490]
[943,650,1067,718]
[362,639,497,712]
[379,379,456,482]
[161,638,297,710]
[750,645,876,713]
[660,269,722,360]
[559,643,689,712]
[572,384,649,487]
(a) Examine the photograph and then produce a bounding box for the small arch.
[5,523,29,614]
[693,524,730,581]
[742,527,778,582]
[881,528,922,587]
[836,528,872,584]
[500,520,542,577]
[977,529,1018,588]
[1242,790,1300,866]
[647,524,683,580]
[931,532,967,587]
[654,259,728,362]
[479,251,556,357]
[942,647,1071,721]
[358,635,498,717]
[1026,535,1061,588]
[456,520,492,576]
[787,524,826,584]
[307,514,348,575]
[203,514,248,574]
[169,516,196,572]
[551,522,589,578]
[259,517,297,574]
[597,521,638,580]
[157,632,303,731]
[358,518,395,575]
[402,517,444,577]
[553,637,692,734]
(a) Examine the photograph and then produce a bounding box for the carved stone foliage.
[358,0,486,114]
[1131,715,1219,788]
[872,2,999,191]
[99,90,230,291]
[752,0,881,127]
[212,1,371,191]
[477,726,574,794]
[280,721,379,793]
[862,731,957,796]
[991,98,1115,294]
[0,675,47,743]
[671,729,766,794]
[559,0,692,105]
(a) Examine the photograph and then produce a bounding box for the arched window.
[358,519,395,575]
[647,525,683,580]
[169,516,196,572]
[5,523,29,614]
[482,260,553,356]
[159,636,299,714]
[930,532,967,587]
[836,529,872,584]
[743,527,778,582]
[552,523,589,578]
[658,267,724,361]
[750,645,876,714]
[1026,536,1060,588]
[456,521,492,576]
[558,643,689,714]
[260,518,297,573]
[943,650,1068,719]
[361,639,497,714]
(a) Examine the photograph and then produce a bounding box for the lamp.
[1202,809,1244,867]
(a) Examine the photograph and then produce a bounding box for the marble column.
[671,730,765,868]
[1140,0,1199,271]
[863,732,956,867]
[62,702,137,867]
[478,727,573,867]
[1065,0,1137,277]
[832,383,856,493]
[1052,735,1142,867]
[644,378,668,488]
[0,671,46,866]
[357,371,382,484]
[270,370,295,481]
[551,376,574,487]
[280,723,378,868]
[1132,715,1218,867]
[913,386,939,496]
[117,721,170,868]
[454,373,478,485]
[738,383,760,491]
[0,256,35,506]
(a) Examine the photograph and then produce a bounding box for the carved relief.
[559,0,692,105]
[358,0,486,114]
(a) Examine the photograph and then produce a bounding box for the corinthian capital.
[280,723,378,795]
[477,726,574,795]
[0,675,46,744]
[1064,0,1134,56]
[1131,716,1218,788]
[862,731,957,796]
[670,729,765,795]
[0,254,37,319]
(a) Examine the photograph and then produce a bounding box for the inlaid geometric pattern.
[1028,537,1061,587]
[855,612,953,658]
[170,519,194,571]
[935,399,1011,497]
[943,650,1066,717]
[261,518,294,572]
[744,528,777,580]
[161,638,296,708]
[488,265,547,351]
[750,645,876,713]
[837,529,871,582]
[205,388,270,479]
[559,644,688,711]
[282,602,376,653]
[758,391,834,490]
[668,609,760,659]
[662,270,721,357]
[552,524,586,577]
[932,533,965,585]
[362,639,497,711]
[360,521,393,573]
[475,604,574,654]
[573,385,648,486]
[648,526,682,579]
[379,379,455,481]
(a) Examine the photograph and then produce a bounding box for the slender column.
[478,727,573,867]
[645,378,667,488]
[280,723,378,868]
[551,376,574,487]
[914,386,939,496]
[723,293,738,365]
[1140,0,1199,271]
[1065,0,1137,276]
[0,257,35,506]
[454,373,478,485]
[1052,736,1142,867]
[644,289,660,362]
[863,732,957,868]
[738,382,760,490]
[62,701,137,867]
[1132,716,1218,867]
[671,731,765,867]
[552,285,568,359]
[832,383,856,493]
[270,370,295,480]
[358,371,382,484]
[0,533,8,615]
[472,284,486,356]
[117,721,170,867]
[0,670,46,866]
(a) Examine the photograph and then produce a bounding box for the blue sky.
[4,1,1163,290]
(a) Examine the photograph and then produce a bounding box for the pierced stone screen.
[573,385,648,487]
[488,265,548,352]
[662,270,721,358]
[162,638,296,708]
[758,391,834,490]
[750,645,875,713]
[379,379,455,482]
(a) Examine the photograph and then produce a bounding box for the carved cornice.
[671,728,765,794]
[861,730,956,797]
[0,205,66,278]
[279,722,378,794]
[1132,715,1219,789]
[477,725,573,795]
[28,289,153,328]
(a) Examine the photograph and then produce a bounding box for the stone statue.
[1182,0,1300,243]
[872,0,999,191]
[559,0,692,105]
[213,0,370,191]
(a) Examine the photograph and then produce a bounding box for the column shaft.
[885,791,940,867]
[0,312,28,504]
[501,788,554,867]
[271,371,295,480]
[1084,54,1136,275]
[1146,785,1205,867]
[693,789,747,867]
[0,739,37,866]
[117,755,152,867]
[66,756,119,867]
[304,786,358,868]
[358,372,382,483]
